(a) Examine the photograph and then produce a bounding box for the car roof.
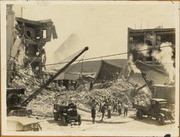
[151,98,167,102]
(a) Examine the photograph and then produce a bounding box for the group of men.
[90,97,129,124]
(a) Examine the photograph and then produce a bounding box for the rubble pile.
[29,79,134,116]
[80,79,152,108]
[10,68,152,116]
[11,69,66,116]
[26,90,57,117]
[133,87,152,106]
[74,79,135,107]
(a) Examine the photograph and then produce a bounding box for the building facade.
[128,27,175,65]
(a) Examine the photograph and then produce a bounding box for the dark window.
[27,31,31,37]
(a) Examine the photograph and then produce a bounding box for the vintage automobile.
[7,88,33,116]
[133,98,175,125]
[53,103,81,126]
[7,116,42,131]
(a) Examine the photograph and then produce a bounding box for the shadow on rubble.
[129,115,174,126]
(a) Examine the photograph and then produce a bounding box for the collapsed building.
[7,5,58,86]
[15,17,58,72]
[6,5,175,118]
[6,5,61,117]
[53,59,127,90]
[124,27,176,104]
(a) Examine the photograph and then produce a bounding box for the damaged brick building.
[127,27,175,65]
[15,17,58,73]
[7,5,58,86]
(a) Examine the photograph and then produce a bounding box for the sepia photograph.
[1,1,179,136]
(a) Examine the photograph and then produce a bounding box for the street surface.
[37,108,176,136]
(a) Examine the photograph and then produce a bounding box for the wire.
[45,45,171,67]
[65,57,84,74]
[46,48,85,71]
[55,54,85,80]
[50,48,87,71]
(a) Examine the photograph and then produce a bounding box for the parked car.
[53,103,81,126]
[133,98,175,125]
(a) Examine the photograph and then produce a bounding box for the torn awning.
[54,59,125,82]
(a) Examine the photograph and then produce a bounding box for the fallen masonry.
[11,68,152,117]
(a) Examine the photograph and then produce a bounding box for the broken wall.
[6,4,15,85]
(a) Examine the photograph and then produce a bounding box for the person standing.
[113,99,118,112]
[101,103,106,121]
[107,105,112,118]
[98,99,102,112]
[117,102,122,115]
[89,81,94,91]
[91,107,96,124]
[124,104,128,116]
[91,99,97,124]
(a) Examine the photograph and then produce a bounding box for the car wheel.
[170,115,175,123]
[170,110,175,123]
[62,116,67,126]
[54,112,59,121]
[136,110,143,119]
[26,109,32,116]
[78,115,82,125]
[170,118,175,123]
[12,110,18,116]
[31,123,41,131]
[157,114,165,125]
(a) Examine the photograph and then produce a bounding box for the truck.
[53,103,81,126]
[133,98,175,125]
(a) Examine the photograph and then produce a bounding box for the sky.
[12,2,179,65]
